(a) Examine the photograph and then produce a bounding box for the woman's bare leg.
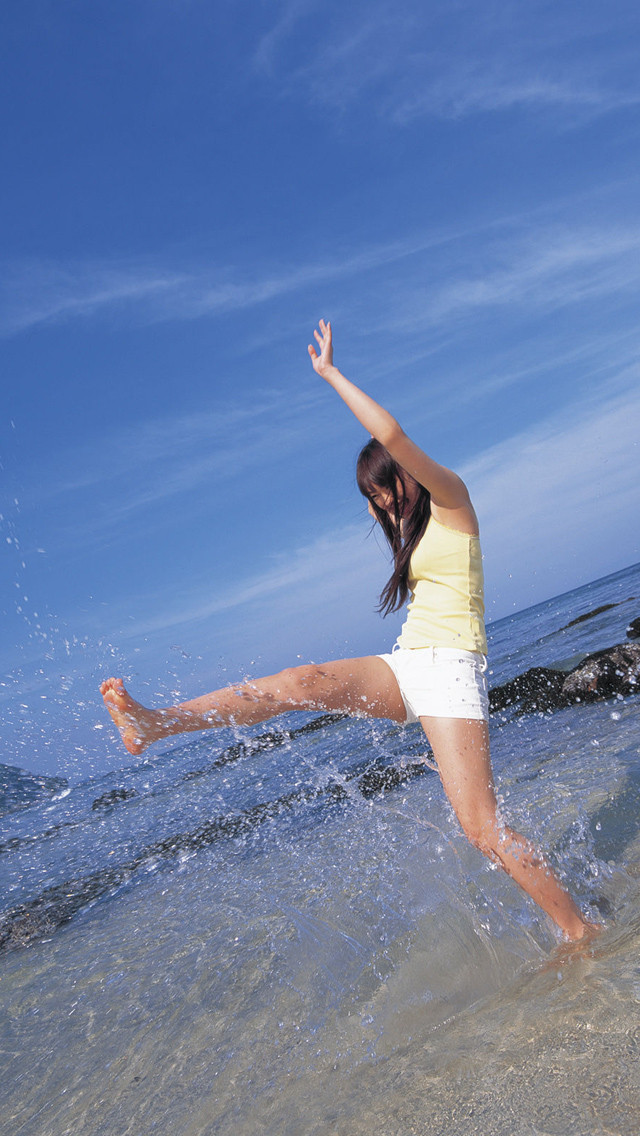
[100,657,407,755]
[420,715,594,942]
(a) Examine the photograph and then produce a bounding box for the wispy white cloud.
[0,233,453,337]
[253,0,317,74]
[462,367,640,614]
[20,386,326,548]
[411,227,640,327]
[438,327,640,417]
[4,213,640,342]
[390,68,639,126]
[0,260,188,336]
[128,521,380,638]
[255,0,640,125]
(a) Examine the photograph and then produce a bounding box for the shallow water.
[2,563,640,1135]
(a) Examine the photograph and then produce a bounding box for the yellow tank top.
[396,516,487,654]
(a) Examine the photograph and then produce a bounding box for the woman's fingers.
[318,319,331,344]
[309,320,332,372]
[314,321,331,349]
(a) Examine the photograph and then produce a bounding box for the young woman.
[101,319,594,942]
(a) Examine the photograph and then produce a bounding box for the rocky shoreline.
[489,640,640,717]
[1,608,639,952]
[488,598,639,717]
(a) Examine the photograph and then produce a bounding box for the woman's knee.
[272,663,326,704]
[458,810,502,857]
[460,815,542,874]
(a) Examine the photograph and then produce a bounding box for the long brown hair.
[356,438,431,615]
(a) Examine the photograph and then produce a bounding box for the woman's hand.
[308,318,334,378]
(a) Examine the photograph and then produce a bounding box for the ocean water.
[2,563,640,1136]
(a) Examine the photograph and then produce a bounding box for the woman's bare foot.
[100,678,166,755]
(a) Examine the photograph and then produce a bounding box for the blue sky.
[2,0,640,778]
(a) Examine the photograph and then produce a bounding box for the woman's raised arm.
[308,319,474,521]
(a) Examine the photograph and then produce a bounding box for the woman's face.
[368,475,419,520]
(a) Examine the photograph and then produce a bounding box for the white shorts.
[377,646,489,723]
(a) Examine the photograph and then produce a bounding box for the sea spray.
[2,563,640,1134]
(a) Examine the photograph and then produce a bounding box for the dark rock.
[490,641,640,717]
[559,602,618,631]
[177,713,348,783]
[358,758,427,797]
[561,643,640,704]
[627,616,640,640]
[295,712,349,734]
[0,748,436,954]
[559,598,635,632]
[489,667,566,715]
[91,787,138,811]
